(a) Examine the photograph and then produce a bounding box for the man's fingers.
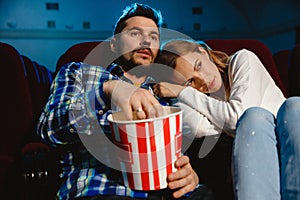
[130,89,163,119]
[172,185,194,198]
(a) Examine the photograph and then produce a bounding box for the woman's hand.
[152,82,185,98]
[167,155,199,198]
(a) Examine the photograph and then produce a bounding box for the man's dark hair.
[113,3,163,35]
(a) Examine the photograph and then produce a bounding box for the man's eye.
[151,35,158,41]
[130,31,141,37]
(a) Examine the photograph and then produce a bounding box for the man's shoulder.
[58,61,109,74]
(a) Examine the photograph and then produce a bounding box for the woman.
[153,39,300,200]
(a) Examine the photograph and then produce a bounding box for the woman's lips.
[208,77,215,90]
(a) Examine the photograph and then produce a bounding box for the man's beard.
[115,55,138,72]
[116,48,153,72]
[115,55,155,78]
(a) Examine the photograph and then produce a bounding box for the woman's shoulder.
[230,49,260,68]
[231,49,258,61]
[228,49,262,78]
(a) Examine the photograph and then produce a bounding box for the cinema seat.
[55,41,113,74]
[205,39,288,97]
[55,39,287,97]
[21,55,60,199]
[0,42,58,199]
[0,42,33,198]
[22,56,53,121]
[289,43,300,96]
[273,49,291,96]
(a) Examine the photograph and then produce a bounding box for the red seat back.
[22,56,53,120]
[0,42,33,188]
[0,43,33,156]
[289,43,300,96]
[55,41,113,74]
[273,49,291,96]
[55,39,288,97]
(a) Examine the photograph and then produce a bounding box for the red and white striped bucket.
[108,106,182,190]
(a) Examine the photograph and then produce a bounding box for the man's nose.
[140,35,151,46]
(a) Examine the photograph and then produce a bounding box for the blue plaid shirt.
[37,62,171,199]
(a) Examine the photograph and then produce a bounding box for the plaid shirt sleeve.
[37,62,118,146]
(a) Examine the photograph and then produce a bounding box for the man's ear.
[110,37,117,53]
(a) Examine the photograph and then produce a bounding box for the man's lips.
[136,49,152,58]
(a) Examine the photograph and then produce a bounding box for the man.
[37,3,211,200]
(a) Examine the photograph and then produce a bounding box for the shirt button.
[70,128,75,133]
[98,110,104,115]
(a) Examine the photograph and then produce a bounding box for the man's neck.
[115,58,150,86]
[123,71,146,86]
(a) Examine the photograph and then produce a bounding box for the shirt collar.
[106,63,155,89]
[106,63,172,106]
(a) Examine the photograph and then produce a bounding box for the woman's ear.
[197,45,212,61]
[110,37,117,53]
[197,45,207,54]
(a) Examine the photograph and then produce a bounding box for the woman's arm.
[155,50,276,136]
[178,50,278,135]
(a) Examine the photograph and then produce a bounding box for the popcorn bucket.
[107,106,182,190]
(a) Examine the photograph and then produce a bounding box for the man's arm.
[37,62,116,146]
[104,80,163,120]
[37,62,163,147]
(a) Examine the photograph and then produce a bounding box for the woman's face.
[174,47,223,93]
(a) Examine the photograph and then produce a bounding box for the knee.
[235,107,274,139]
[238,107,272,125]
[277,97,300,140]
[278,97,300,116]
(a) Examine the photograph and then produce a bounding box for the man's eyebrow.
[127,26,159,35]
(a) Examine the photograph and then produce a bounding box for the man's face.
[111,16,160,67]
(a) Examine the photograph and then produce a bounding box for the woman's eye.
[183,79,193,86]
[195,62,201,71]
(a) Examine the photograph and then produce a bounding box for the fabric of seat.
[21,55,58,199]
[55,39,288,97]
[289,43,300,96]
[57,40,287,95]
[0,43,33,158]
[0,43,55,199]
[0,42,33,194]
[55,41,113,75]
[22,56,53,120]
[205,39,288,97]
[273,49,291,96]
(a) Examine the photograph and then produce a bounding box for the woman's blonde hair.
[156,39,231,99]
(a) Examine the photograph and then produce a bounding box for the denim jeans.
[233,97,300,200]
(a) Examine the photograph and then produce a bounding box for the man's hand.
[167,155,199,198]
[104,80,163,120]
